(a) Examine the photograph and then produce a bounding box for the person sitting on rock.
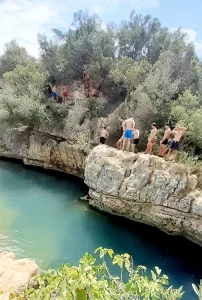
[132,127,140,153]
[145,123,158,155]
[122,116,135,151]
[166,126,187,160]
[100,126,109,144]
[157,123,171,157]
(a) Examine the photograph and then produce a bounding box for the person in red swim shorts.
[62,85,68,103]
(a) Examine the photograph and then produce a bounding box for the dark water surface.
[0,160,201,299]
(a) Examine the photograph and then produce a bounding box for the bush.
[14,248,184,300]
[0,85,47,128]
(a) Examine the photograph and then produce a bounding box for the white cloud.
[171,28,202,58]
[0,0,72,57]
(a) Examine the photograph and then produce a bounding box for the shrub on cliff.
[14,248,184,300]
[0,85,47,128]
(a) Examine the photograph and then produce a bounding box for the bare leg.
[132,144,135,153]
[166,148,172,159]
[172,150,178,161]
[161,145,167,157]
[145,142,150,154]
[126,139,131,151]
[147,142,154,155]
[157,144,164,156]
[123,138,127,150]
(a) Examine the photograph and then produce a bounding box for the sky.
[0,0,201,58]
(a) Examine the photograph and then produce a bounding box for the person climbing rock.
[132,127,140,153]
[166,126,187,160]
[122,116,135,151]
[52,84,57,100]
[80,194,90,201]
[100,126,109,144]
[62,85,68,103]
[145,123,158,155]
[157,123,171,157]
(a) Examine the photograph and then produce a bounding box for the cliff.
[85,145,202,246]
[0,128,88,177]
[1,129,202,246]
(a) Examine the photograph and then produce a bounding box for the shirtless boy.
[166,126,187,160]
[157,123,171,157]
[100,126,109,144]
[132,127,140,153]
[52,85,57,100]
[145,123,158,154]
[122,116,135,151]
[62,85,68,103]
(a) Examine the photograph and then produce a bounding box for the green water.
[0,160,201,299]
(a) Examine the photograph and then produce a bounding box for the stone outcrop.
[0,128,88,177]
[85,145,202,246]
[0,251,38,299]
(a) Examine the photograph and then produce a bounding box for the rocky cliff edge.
[85,145,202,246]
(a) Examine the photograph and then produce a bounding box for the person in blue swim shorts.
[52,84,57,100]
[122,116,135,151]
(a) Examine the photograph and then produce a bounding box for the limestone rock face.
[0,251,38,299]
[0,129,88,177]
[85,145,202,246]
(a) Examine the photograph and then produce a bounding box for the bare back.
[100,129,109,139]
[123,118,135,130]
[133,129,139,139]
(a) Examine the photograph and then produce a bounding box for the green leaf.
[76,289,87,300]
[192,283,199,296]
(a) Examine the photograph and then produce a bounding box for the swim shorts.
[63,92,67,97]
[171,141,179,150]
[52,92,57,100]
[133,138,139,145]
[123,129,133,139]
[100,137,106,144]
[162,139,168,145]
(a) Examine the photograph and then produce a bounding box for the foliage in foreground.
[14,248,184,300]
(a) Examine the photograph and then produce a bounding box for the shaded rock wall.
[0,129,88,177]
[85,145,202,246]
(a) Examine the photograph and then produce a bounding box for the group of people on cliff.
[99,116,187,160]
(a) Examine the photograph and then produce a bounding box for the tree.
[170,90,202,154]
[3,61,47,96]
[0,40,33,77]
[0,85,47,128]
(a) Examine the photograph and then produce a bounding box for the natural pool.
[0,160,201,299]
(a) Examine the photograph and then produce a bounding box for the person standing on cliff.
[122,116,135,151]
[166,126,187,160]
[145,123,158,154]
[132,127,140,153]
[100,126,109,144]
[62,85,68,103]
[157,123,171,157]
[52,84,57,100]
